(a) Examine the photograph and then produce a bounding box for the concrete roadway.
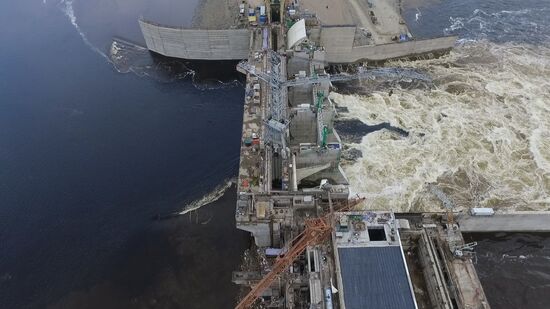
[458,212,550,232]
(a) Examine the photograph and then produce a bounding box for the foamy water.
[178,179,234,215]
[333,40,550,212]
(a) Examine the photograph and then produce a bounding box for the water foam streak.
[178,179,233,215]
[58,0,111,62]
[57,1,241,90]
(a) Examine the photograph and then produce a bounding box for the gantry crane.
[237,52,431,151]
[235,197,365,309]
[236,52,431,124]
[428,184,455,225]
[428,184,478,258]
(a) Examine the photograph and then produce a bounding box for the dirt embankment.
[192,0,242,29]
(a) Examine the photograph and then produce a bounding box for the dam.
[139,0,548,308]
[138,0,456,64]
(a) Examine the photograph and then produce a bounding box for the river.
[0,1,248,308]
[0,0,548,308]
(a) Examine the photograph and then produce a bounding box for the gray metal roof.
[338,246,416,309]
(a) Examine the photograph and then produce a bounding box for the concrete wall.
[320,26,355,56]
[290,108,317,145]
[237,222,271,247]
[319,26,457,63]
[458,212,550,232]
[139,19,251,60]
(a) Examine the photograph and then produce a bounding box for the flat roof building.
[339,246,417,309]
[334,212,417,309]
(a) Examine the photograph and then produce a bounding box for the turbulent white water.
[332,41,550,212]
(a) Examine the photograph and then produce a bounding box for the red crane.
[235,197,365,309]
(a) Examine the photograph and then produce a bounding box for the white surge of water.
[332,41,550,212]
[178,179,233,215]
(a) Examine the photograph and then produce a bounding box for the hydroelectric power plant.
[139,0,550,308]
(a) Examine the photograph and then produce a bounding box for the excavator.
[235,197,365,309]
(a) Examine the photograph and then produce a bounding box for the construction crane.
[453,241,478,259]
[237,59,432,89]
[237,51,288,122]
[428,184,455,225]
[427,184,480,259]
[236,51,431,123]
[235,197,365,309]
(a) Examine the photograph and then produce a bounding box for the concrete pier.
[458,211,550,233]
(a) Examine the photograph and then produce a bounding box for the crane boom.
[236,52,431,137]
[428,184,455,225]
[237,60,432,88]
[235,218,332,309]
[235,197,365,309]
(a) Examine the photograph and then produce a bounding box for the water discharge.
[444,7,550,44]
[332,40,550,212]
[110,39,243,89]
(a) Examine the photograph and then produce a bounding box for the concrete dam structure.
[138,8,457,64]
[138,19,250,60]
[318,26,458,63]
[136,1,549,308]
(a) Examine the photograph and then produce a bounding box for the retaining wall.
[320,26,457,63]
[139,19,251,60]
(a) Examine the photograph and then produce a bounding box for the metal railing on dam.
[138,19,251,60]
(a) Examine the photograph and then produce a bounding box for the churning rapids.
[333,8,550,212]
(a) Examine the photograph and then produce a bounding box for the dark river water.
[0,1,248,308]
[464,233,550,309]
[0,0,548,308]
